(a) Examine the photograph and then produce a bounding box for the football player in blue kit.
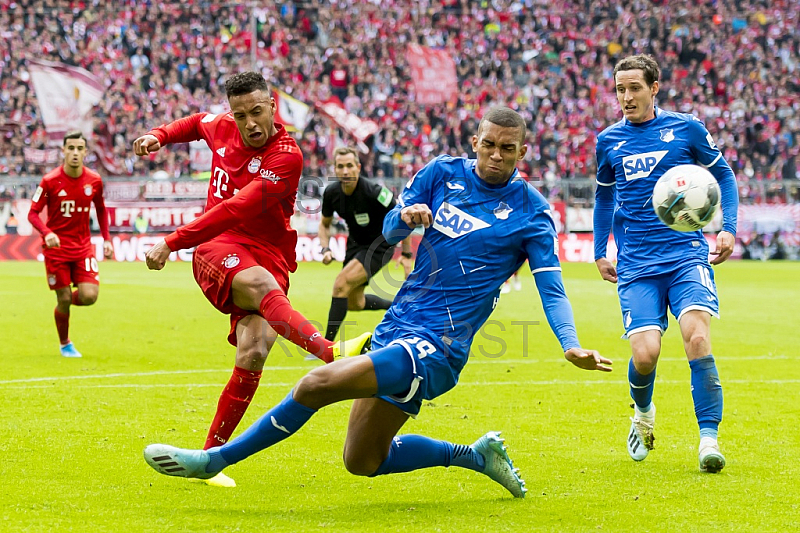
[593,55,739,473]
[143,107,612,498]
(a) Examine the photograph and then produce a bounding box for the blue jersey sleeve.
[594,136,615,260]
[382,157,438,245]
[686,117,739,235]
[522,207,561,274]
[533,270,581,352]
[595,134,615,186]
[522,207,580,351]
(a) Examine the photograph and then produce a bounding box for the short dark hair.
[478,106,527,143]
[613,54,661,86]
[63,130,86,146]
[224,71,271,98]
[333,147,360,163]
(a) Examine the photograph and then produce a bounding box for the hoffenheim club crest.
[659,128,675,143]
[493,202,513,220]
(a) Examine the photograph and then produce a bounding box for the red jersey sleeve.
[148,113,214,146]
[93,180,111,240]
[27,180,52,236]
[164,152,302,251]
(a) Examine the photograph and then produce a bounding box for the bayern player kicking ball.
[27,131,114,359]
[143,107,611,499]
[133,72,370,488]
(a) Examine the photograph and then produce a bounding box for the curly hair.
[224,71,270,98]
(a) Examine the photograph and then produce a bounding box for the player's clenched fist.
[133,134,162,156]
[44,232,61,248]
[401,204,433,229]
[145,239,172,270]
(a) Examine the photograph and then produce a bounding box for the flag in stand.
[273,90,311,132]
[26,59,105,138]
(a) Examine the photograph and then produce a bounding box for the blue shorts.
[617,262,719,338]
[370,319,468,417]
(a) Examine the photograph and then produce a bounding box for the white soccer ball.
[652,164,721,232]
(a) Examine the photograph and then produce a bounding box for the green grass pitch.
[1,259,798,532]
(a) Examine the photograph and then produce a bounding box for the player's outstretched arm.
[133,134,161,156]
[565,347,613,372]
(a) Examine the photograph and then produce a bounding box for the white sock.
[635,403,655,420]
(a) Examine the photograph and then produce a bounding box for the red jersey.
[27,166,111,260]
[148,113,303,272]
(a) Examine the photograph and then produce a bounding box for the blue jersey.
[380,155,580,367]
[593,107,738,281]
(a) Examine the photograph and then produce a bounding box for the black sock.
[325,297,349,341]
[364,294,392,310]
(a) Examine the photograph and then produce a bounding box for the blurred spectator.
[0,0,797,209]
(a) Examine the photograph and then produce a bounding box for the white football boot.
[627,404,655,461]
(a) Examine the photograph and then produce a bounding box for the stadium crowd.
[0,0,798,204]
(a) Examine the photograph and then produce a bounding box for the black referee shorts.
[343,243,394,285]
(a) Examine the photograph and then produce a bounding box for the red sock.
[54,308,70,345]
[71,290,86,306]
[204,366,262,450]
[259,290,334,363]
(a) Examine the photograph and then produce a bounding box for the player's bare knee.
[631,348,658,374]
[294,367,335,403]
[80,293,98,305]
[685,332,711,358]
[332,278,350,298]
[236,341,268,368]
[342,449,383,477]
[55,291,72,310]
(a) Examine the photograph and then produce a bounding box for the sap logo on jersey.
[622,150,668,180]
[433,202,490,238]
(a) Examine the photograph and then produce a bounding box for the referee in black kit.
[318,147,413,341]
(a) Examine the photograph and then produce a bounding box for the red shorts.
[44,254,100,290]
[192,240,290,346]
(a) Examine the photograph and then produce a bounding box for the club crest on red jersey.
[84,185,93,196]
[248,157,262,173]
[223,254,240,269]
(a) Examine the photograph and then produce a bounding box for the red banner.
[104,182,143,202]
[143,181,208,199]
[105,202,205,232]
[405,44,458,105]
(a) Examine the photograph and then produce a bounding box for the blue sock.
[628,358,656,411]
[370,435,486,477]
[689,355,723,435]
[206,390,316,473]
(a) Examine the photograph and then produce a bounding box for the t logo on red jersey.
[212,167,231,199]
[60,200,76,217]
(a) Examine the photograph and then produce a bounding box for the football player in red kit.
[28,131,114,359]
[133,72,370,488]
